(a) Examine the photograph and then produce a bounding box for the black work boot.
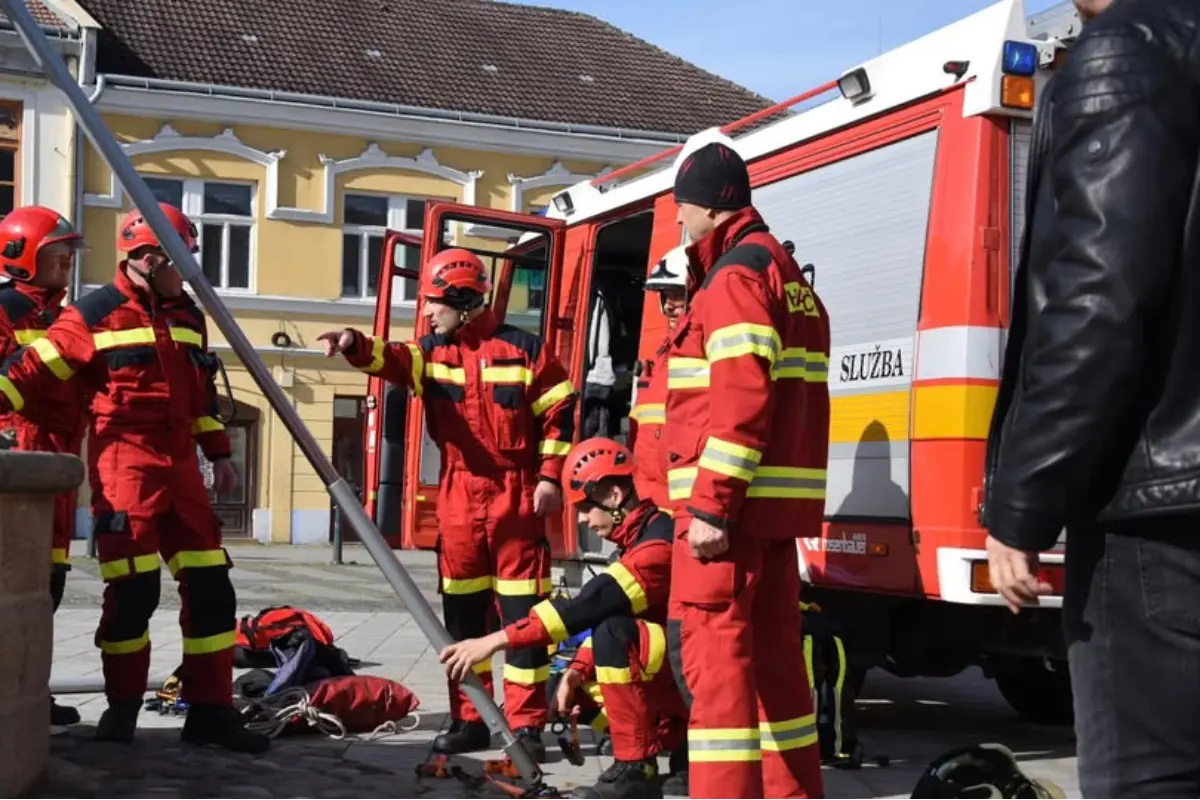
[433,719,491,754]
[661,748,688,797]
[95,699,142,743]
[573,759,662,799]
[515,726,547,763]
[50,697,80,727]
[181,703,270,754]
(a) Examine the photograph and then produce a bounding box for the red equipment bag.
[304,675,420,733]
[236,606,336,651]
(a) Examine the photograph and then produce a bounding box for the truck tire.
[993,660,1073,725]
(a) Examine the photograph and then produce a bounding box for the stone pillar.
[0,451,86,797]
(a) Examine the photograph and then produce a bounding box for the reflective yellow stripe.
[590,710,609,733]
[629,403,666,425]
[0,376,22,411]
[100,629,149,655]
[405,343,424,395]
[759,714,819,752]
[51,547,69,565]
[605,562,648,614]
[191,416,225,435]
[532,599,570,643]
[669,465,827,501]
[168,327,204,347]
[98,554,161,581]
[584,680,603,705]
[365,337,386,375]
[772,347,829,382]
[532,380,574,416]
[596,665,633,684]
[482,366,534,385]
[473,660,492,675]
[426,363,467,385]
[539,439,571,457]
[580,636,593,652]
[442,576,493,595]
[495,577,554,596]
[93,328,155,349]
[833,635,846,755]
[688,727,763,763]
[643,622,666,680]
[14,329,45,345]
[698,436,763,483]
[803,634,815,713]
[706,323,781,365]
[667,357,710,390]
[182,630,236,655]
[165,549,229,577]
[30,337,73,380]
[503,663,550,685]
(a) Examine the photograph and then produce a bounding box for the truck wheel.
[993,661,1073,725]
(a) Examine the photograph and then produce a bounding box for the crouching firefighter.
[0,201,269,753]
[319,247,577,761]
[440,438,688,798]
[0,206,89,728]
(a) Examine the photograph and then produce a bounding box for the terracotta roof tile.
[78,0,777,136]
[0,0,73,29]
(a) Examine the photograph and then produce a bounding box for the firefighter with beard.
[0,206,89,728]
[439,437,688,798]
[319,247,577,761]
[0,202,268,752]
[665,142,831,798]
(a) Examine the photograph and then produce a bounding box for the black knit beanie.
[673,142,751,210]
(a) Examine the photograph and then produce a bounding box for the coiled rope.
[242,687,420,741]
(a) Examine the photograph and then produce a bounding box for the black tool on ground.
[0,0,544,790]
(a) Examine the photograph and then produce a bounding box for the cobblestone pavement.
[37,543,1081,798]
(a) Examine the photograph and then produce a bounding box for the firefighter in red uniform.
[665,142,831,799]
[440,437,687,798]
[629,244,689,511]
[0,202,270,753]
[319,248,576,760]
[0,206,89,728]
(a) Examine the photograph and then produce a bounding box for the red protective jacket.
[503,501,673,674]
[343,309,575,481]
[664,208,831,538]
[0,282,86,440]
[0,267,231,461]
[629,343,669,510]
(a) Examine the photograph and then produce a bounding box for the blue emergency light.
[1002,40,1039,76]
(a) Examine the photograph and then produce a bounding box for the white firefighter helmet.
[645,245,689,292]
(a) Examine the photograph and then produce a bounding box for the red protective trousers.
[571,617,687,761]
[15,427,83,570]
[438,466,553,727]
[93,435,234,706]
[673,527,823,799]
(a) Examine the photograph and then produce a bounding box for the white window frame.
[140,175,258,294]
[341,192,428,304]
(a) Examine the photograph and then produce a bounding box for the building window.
[0,102,20,217]
[142,176,255,291]
[341,193,427,302]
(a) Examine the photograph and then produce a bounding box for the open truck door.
[362,201,565,549]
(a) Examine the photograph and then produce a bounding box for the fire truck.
[362,0,1084,723]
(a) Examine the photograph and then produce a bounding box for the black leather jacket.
[984,0,1200,551]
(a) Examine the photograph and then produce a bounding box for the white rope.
[241,687,422,741]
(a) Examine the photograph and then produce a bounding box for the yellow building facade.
[72,103,667,544]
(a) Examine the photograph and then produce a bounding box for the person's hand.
[688,517,729,559]
[317,329,355,357]
[554,668,584,717]
[533,480,562,517]
[986,534,1053,614]
[439,632,507,683]
[212,458,238,496]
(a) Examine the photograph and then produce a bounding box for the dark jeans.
[1065,523,1200,798]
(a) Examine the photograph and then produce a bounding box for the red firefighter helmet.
[117,202,199,254]
[0,206,83,282]
[563,437,637,506]
[422,248,491,310]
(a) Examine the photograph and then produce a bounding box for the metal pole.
[0,1,542,786]
[331,504,344,565]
